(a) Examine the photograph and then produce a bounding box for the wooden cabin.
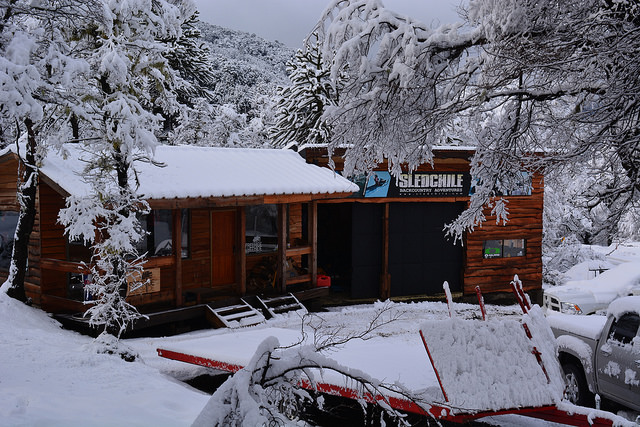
[0,144,358,318]
[302,146,544,301]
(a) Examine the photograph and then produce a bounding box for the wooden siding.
[39,182,68,297]
[463,173,544,294]
[181,208,212,290]
[0,154,42,303]
[304,147,473,174]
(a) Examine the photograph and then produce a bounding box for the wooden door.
[211,210,236,286]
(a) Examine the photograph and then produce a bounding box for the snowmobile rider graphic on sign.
[364,172,391,198]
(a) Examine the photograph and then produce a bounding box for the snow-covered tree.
[0,0,94,302]
[155,0,216,134]
[59,0,183,338]
[170,99,274,147]
[308,0,640,241]
[270,34,338,148]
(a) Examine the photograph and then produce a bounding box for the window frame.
[180,208,191,260]
[137,209,174,258]
[482,238,527,259]
[245,204,279,255]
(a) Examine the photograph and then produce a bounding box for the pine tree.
[270,35,337,148]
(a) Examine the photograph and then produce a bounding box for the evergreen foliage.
[270,35,338,148]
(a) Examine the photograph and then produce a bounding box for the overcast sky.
[192,0,463,48]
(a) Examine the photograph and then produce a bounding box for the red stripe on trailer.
[297,379,445,418]
[522,407,615,426]
[157,348,244,373]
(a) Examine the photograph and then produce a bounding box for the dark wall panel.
[351,203,383,299]
[389,203,464,296]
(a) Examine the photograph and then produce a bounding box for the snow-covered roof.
[2,144,359,200]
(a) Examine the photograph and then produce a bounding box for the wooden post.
[309,201,318,287]
[172,208,183,307]
[380,202,391,300]
[237,207,246,296]
[277,204,287,293]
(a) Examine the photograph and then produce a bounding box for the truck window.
[608,313,640,345]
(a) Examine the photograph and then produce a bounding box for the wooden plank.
[277,204,287,293]
[286,273,311,285]
[148,195,265,210]
[263,193,356,204]
[173,208,183,307]
[285,246,312,257]
[40,258,89,273]
[40,294,87,314]
[309,201,318,287]
[238,207,246,296]
[144,256,175,268]
[292,285,330,301]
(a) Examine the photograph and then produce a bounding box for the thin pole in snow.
[419,330,449,403]
[475,286,487,321]
[443,281,454,318]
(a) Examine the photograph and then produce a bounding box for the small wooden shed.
[0,144,358,315]
[302,146,544,300]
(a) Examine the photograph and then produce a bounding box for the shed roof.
[1,144,359,200]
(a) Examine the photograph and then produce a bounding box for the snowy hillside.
[196,21,294,115]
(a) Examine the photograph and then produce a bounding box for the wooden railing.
[285,245,313,286]
[39,256,175,274]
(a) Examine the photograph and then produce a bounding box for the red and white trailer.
[157,282,632,426]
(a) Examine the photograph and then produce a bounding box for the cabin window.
[67,237,92,263]
[136,209,190,259]
[245,204,278,254]
[483,239,526,259]
[137,210,173,257]
[0,211,19,270]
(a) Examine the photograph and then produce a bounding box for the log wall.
[0,154,42,304]
[39,182,69,298]
[463,173,544,294]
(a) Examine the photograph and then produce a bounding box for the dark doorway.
[317,204,353,293]
[389,203,463,296]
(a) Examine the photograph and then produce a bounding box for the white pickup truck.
[547,296,640,410]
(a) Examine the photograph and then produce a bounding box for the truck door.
[595,312,640,410]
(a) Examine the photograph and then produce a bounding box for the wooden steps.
[206,301,265,329]
[256,293,307,318]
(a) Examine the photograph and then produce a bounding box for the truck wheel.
[561,362,593,407]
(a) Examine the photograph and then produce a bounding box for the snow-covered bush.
[542,236,605,286]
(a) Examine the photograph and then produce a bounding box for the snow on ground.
[0,285,635,426]
[0,288,210,427]
[562,242,640,283]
